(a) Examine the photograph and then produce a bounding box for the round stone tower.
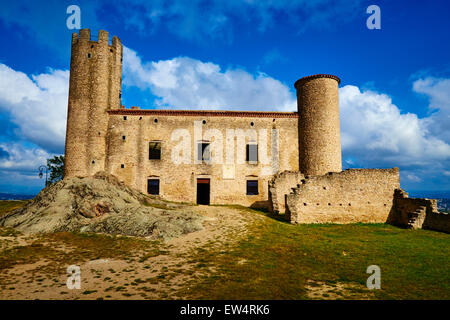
[64,29,123,178]
[294,74,342,176]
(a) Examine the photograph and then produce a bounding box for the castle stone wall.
[425,211,450,233]
[268,171,305,214]
[286,168,400,224]
[105,110,299,207]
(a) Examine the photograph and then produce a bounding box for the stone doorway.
[197,178,210,205]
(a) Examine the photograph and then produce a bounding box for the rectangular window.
[147,179,160,195]
[246,144,258,162]
[197,142,210,162]
[246,180,258,195]
[149,141,161,160]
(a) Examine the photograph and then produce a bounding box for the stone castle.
[64,29,449,232]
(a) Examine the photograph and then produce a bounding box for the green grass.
[179,207,450,300]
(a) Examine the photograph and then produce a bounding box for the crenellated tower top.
[64,29,123,178]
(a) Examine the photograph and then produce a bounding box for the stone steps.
[407,205,426,229]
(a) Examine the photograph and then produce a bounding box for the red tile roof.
[108,109,299,118]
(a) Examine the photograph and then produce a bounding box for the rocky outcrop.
[0,172,203,239]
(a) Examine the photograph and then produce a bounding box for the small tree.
[47,155,65,184]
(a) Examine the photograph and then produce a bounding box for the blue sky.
[0,0,449,196]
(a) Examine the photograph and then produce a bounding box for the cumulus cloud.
[0,142,54,194]
[0,64,69,153]
[412,77,450,142]
[340,85,450,167]
[0,143,50,173]
[339,84,450,190]
[123,46,296,110]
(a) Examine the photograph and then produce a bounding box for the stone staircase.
[406,205,426,229]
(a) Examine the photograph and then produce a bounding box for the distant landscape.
[0,193,35,201]
[408,191,450,213]
[436,199,450,213]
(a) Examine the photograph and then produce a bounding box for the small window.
[149,141,161,160]
[87,53,91,58]
[147,179,160,195]
[246,180,258,195]
[123,116,127,120]
[121,164,124,168]
[154,118,158,123]
[197,142,210,161]
[122,135,126,141]
[246,144,258,162]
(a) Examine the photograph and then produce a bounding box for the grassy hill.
[0,200,448,300]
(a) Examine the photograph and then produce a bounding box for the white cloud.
[0,143,51,172]
[340,85,450,171]
[413,77,450,142]
[0,64,69,153]
[123,46,296,111]
[406,174,422,182]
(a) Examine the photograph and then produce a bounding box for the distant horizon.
[2,189,450,201]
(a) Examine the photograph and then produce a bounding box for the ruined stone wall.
[268,171,305,214]
[425,211,450,233]
[286,168,400,224]
[64,29,123,179]
[105,110,299,207]
[390,189,449,233]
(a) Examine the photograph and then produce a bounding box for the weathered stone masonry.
[389,189,450,233]
[63,29,449,231]
[285,168,400,224]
